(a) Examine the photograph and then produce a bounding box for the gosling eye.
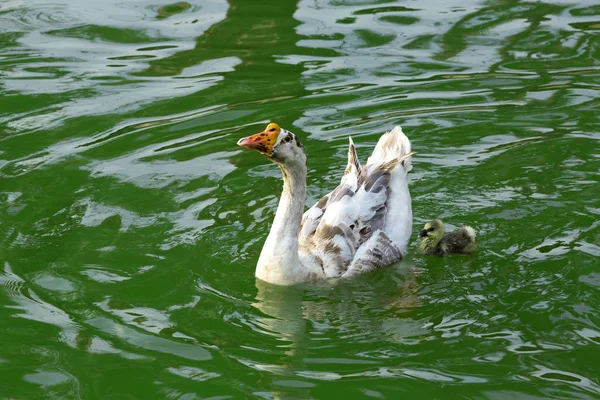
[427,227,435,232]
[284,135,293,143]
[269,128,276,132]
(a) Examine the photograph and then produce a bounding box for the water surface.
[1,0,600,398]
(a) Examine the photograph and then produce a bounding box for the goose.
[417,219,476,256]
[237,123,413,285]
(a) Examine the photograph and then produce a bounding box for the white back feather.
[366,126,412,171]
[366,125,413,250]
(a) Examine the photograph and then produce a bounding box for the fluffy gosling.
[418,219,476,256]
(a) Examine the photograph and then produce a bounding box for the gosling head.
[419,219,445,246]
[237,122,305,167]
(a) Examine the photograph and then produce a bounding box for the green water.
[1,0,599,398]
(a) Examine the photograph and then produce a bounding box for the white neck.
[256,158,308,285]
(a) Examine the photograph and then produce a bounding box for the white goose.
[238,123,413,286]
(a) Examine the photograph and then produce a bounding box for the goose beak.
[237,135,272,154]
[419,229,428,237]
[237,123,281,156]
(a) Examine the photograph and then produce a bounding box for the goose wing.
[299,137,360,244]
[299,127,413,277]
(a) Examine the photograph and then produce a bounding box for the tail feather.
[366,126,412,171]
[345,137,361,176]
[463,226,476,240]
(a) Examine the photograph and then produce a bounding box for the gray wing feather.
[344,231,402,276]
[300,166,397,276]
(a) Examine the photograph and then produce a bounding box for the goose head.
[419,219,444,245]
[237,123,306,167]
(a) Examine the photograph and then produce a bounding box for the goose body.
[238,123,413,286]
[418,219,476,256]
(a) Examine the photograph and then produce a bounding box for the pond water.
[1,0,599,398]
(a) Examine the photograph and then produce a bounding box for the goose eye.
[284,135,292,143]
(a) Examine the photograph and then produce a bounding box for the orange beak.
[237,123,281,156]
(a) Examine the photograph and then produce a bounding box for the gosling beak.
[419,229,428,237]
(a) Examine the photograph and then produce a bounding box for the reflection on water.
[1,0,600,398]
[250,264,430,382]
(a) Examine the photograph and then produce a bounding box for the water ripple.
[1,0,600,397]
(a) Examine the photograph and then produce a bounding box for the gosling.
[418,219,476,256]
